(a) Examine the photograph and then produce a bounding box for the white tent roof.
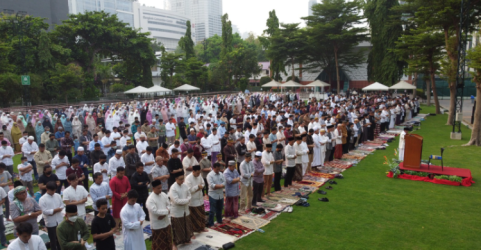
[281,80,303,87]
[306,80,330,87]
[362,82,389,91]
[262,80,281,87]
[173,84,200,91]
[148,85,172,92]
[390,80,416,90]
[124,86,149,94]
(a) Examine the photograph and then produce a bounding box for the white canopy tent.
[173,84,200,91]
[362,82,389,91]
[281,80,303,87]
[148,85,172,92]
[390,80,416,90]
[262,80,281,87]
[307,80,330,88]
[124,86,149,94]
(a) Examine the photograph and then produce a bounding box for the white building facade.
[308,0,317,16]
[170,0,222,43]
[68,0,135,26]
[133,2,192,51]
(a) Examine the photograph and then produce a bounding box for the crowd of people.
[0,91,421,250]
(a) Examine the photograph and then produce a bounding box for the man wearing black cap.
[146,180,172,250]
[57,204,90,250]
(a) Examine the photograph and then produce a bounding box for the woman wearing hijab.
[60,114,67,127]
[63,118,72,134]
[25,123,36,141]
[35,121,44,143]
[96,112,105,128]
[16,118,25,132]
[72,116,82,139]
[11,122,23,152]
[54,119,63,133]
[42,117,54,132]
[86,114,96,135]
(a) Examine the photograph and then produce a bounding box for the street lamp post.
[8,13,31,107]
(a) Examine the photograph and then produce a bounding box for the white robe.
[318,134,328,166]
[312,134,322,167]
[120,203,147,250]
[399,131,406,161]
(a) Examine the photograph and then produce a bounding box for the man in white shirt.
[94,155,110,182]
[119,130,131,148]
[63,173,89,219]
[284,137,296,187]
[8,222,47,250]
[165,120,176,145]
[184,165,206,233]
[168,174,193,246]
[51,151,70,193]
[182,149,199,177]
[200,135,212,154]
[109,150,125,178]
[141,147,156,185]
[111,127,122,146]
[90,172,113,215]
[101,131,112,156]
[0,141,14,177]
[136,134,149,157]
[21,136,39,181]
[261,144,275,197]
[246,134,257,159]
[146,180,172,250]
[168,141,181,159]
[18,156,35,196]
[39,181,64,250]
[239,154,254,212]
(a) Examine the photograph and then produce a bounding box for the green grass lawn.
[232,105,481,250]
[8,106,481,249]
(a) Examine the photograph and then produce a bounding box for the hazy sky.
[138,0,311,37]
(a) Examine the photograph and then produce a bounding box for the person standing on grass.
[90,173,113,216]
[0,163,12,222]
[284,137,296,187]
[63,173,89,220]
[51,150,70,193]
[39,181,63,250]
[21,136,39,181]
[141,146,156,186]
[239,154,254,212]
[273,144,284,191]
[94,155,110,183]
[151,156,170,193]
[56,204,90,250]
[168,174,194,246]
[38,165,60,196]
[129,163,150,221]
[18,157,34,197]
[121,190,147,250]
[252,152,265,206]
[109,166,131,233]
[7,222,46,250]
[146,180,173,250]
[184,165,207,234]
[34,143,52,178]
[91,198,117,250]
[398,127,408,161]
[224,161,240,218]
[207,162,225,227]
[0,141,14,180]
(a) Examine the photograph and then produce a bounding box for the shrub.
[260,76,272,85]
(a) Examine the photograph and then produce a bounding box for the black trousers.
[329,148,335,161]
[57,179,69,193]
[274,172,282,191]
[284,167,295,187]
[203,178,209,196]
[325,149,331,162]
[342,143,349,154]
[137,197,150,221]
[252,181,264,206]
[47,226,61,250]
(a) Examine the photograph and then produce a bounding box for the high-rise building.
[68,0,135,27]
[133,2,192,51]
[1,0,69,29]
[308,0,317,16]
[170,0,222,43]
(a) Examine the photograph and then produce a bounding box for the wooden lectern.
[404,134,423,169]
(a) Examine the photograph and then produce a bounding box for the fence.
[416,76,477,97]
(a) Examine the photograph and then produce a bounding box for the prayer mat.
[343,154,365,160]
[296,180,324,187]
[257,201,289,212]
[210,220,253,238]
[247,210,280,221]
[307,172,335,179]
[231,215,270,230]
[194,228,237,248]
[303,175,329,183]
[274,189,309,196]
[267,194,300,204]
[143,224,152,235]
[325,162,353,169]
[85,213,95,226]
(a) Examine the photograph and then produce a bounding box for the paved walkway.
[438,98,475,125]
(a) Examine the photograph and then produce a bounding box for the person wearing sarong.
[293,137,304,181]
[109,167,131,232]
[120,190,147,250]
[224,161,240,218]
[168,174,194,245]
[334,124,343,159]
[184,165,207,234]
[146,180,173,250]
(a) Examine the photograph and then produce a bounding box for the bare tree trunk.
[334,49,340,94]
[447,85,456,125]
[426,79,431,106]
[430,71,441,114]
[464,84,481,146]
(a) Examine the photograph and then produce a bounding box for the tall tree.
[184,57,208,88]
[465,43,481,146]
[393,28,444,114]
[396,0,481,125]
[220,14,233,60]
[159,46,183,89]
[365,0,406,85]
[303,0,368,93]
[266,23,307,80]
[259,10,284,81]
[179,21,195,59]
[49,63,84,104]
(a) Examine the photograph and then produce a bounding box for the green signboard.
[21,75,30,86]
